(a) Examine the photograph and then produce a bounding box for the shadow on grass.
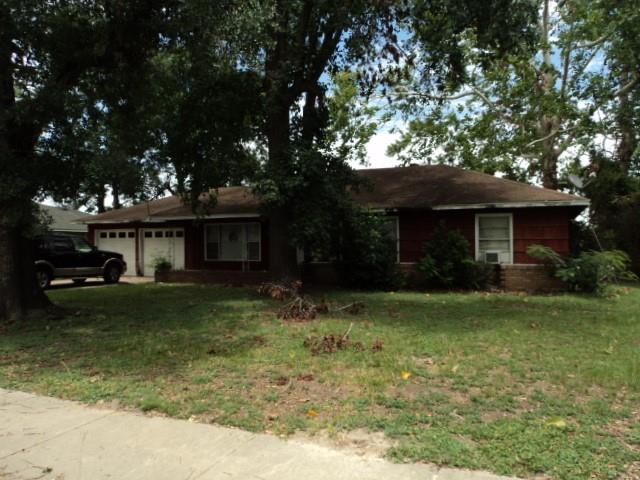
[1,284,271,380]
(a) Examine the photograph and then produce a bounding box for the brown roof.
[78,187,261,223]
[354,165,587,209]
[79,165,588,223]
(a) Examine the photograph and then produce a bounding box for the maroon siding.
[513,208,571,263]
[396,207,575,264]
[87,206,576,278]
[397,210,475,262]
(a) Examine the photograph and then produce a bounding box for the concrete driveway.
[49,276,153,290]
[0,389,517,480]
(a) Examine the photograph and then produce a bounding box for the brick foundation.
[499,264,565,292]
[155,269,272,286]
[154,263,565,293]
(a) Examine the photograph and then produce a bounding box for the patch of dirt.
[602,407,640,452]
[619,462,640,480]
[291,428,397,458]
[389,379,479,405]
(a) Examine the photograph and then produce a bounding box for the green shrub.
[526,245,638,295]
[335,209,403,290]
[151,256,172,272]
[418,226,492,290]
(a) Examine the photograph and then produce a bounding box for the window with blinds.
[476,214,512,264]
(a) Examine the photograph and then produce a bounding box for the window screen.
[477,215,512,263]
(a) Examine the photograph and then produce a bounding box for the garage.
[95,229,136,276]
[141,228,185,276]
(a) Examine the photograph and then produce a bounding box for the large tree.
[254,0,539,277]
[0,0,173,321]
[387,0,622,189]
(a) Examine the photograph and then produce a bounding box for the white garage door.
[142,228,185,276]
[96,229,136,276]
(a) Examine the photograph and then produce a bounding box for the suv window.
[52,237,74,253]
[35,237,49,250]
[71,236,93,253]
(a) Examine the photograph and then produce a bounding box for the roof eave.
[431,200,590,210]
[80,212,261,224]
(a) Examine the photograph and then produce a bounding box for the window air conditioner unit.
[484,251,500,264]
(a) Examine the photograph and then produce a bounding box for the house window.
[128,232,135,238]
[383,216,400,263]
[205,223,261,261]
[100,232,107,238]
[154,231,163,238]
[476,214,513,264]
[144,231,152,238]
[109,232,116,238]
[118,232,126,238]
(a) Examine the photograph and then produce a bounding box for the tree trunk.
[616,70,636,173]
[112,182,121,209]
[0,204,51,323]
[540,149,559,190]
[264,99,300,280]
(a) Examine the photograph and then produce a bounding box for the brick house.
[79,165,589,290]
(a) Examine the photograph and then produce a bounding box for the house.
[78,165,589,290]
[40,204,88,237]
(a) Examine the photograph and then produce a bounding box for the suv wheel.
[103,264,121,284]
[36,268,52,290]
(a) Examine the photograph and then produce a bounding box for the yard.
[1,283,639,480]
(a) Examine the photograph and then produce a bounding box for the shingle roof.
[78,187,261,223]
[354,165,588,209]
[78,165,588,223]
[40,204,88,232]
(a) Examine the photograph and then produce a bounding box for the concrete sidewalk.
[0,389,515,480]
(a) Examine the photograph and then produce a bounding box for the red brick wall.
[500,265,565,292]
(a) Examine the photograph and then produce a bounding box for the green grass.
[1,283,639,479]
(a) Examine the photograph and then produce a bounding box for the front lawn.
[1,283,639,479]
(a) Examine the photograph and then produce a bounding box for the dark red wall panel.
[396,207,573,264]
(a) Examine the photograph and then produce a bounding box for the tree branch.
[614,72,640,97]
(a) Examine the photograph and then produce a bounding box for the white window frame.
[385,216,400,264]
[204,222,262,262]
[475,213,513,264]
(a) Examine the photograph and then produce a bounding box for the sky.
[358,130,403,170]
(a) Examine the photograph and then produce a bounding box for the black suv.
[34,234,127,289]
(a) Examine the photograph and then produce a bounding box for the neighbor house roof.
[40,204,88,233]
[78,165,588,224]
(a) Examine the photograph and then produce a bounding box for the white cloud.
[353,130,403,169]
